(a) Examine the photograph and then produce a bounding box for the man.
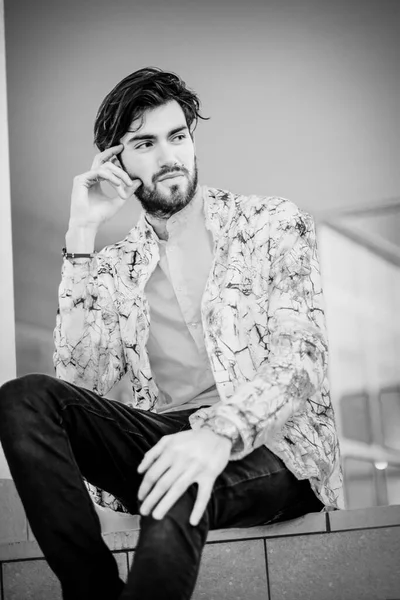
[0,67,343,600]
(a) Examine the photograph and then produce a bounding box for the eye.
[172,133,187,142]
[135,141,153,150]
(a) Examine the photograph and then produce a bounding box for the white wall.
[0,0,14,478]
[5,0,400,341]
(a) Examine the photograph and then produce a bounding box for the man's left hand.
[137,428,232,526]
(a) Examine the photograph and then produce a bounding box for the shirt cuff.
[200,414,244,456]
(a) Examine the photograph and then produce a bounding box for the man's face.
[119,100,198,219]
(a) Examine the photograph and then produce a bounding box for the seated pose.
[0,67,343,600]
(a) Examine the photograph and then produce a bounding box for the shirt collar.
[132,185,235,247]
[144,185,204,242]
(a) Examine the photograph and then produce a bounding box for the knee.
[139,485,208,549]
[0,373,57,414]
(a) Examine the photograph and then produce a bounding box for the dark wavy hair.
[93,67,208,151]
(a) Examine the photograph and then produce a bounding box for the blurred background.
[3,0,400,509]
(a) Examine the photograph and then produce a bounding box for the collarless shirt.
[144,187,220,413]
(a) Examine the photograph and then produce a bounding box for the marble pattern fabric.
[54,186,344,510]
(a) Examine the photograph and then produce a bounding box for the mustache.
[152,165,188,183]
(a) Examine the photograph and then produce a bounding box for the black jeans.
[0,373,323,600]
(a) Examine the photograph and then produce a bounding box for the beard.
[130,159,198,219]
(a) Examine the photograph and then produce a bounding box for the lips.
[158,172,184,182]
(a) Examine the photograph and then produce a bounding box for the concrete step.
[0,505,400,599]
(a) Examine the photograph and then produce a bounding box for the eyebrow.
[127,125,188,143]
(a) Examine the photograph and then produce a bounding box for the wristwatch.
[62,247,96,259]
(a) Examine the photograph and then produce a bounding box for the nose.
[156,142,178,168]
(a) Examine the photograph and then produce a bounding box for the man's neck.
[145,186,202,241]
[146,215,169,241]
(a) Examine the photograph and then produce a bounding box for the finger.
[84,167,135,200]
[139,465,182,516]
[115,183,138,200]
[189,479,213,526]
[109,180,137,201]
[91,144,124,169]
[138,436,169,474]
[95,167,122,188]
[138,453,174,502]
[151,472,195,521]
[80,167,122,188]
[100,166,140,199]
[105,162,135,188]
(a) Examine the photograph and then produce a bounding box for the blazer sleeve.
[196,199,329,459]
[53,252,126,396]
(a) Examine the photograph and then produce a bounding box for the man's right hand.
[65,145,141,252]
[69,144,140,231]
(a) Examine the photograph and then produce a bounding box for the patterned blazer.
[54,186,344,510]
